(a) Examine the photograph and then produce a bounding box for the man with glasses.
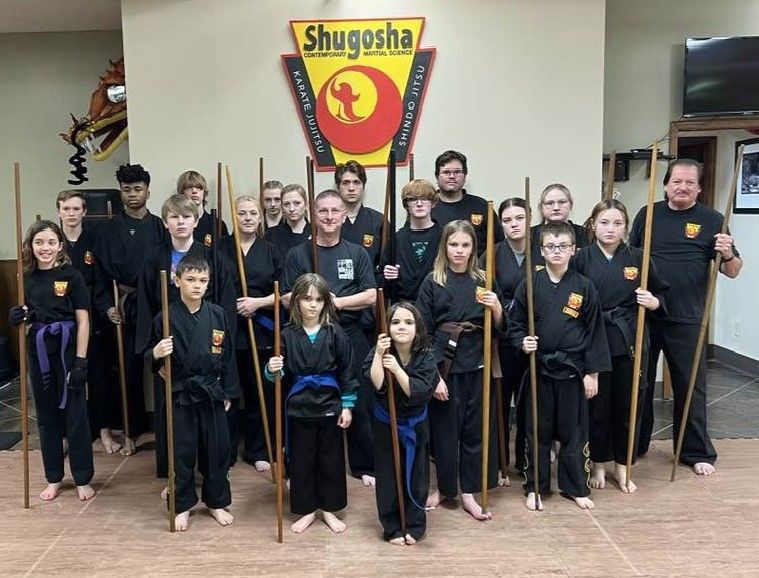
[282,189,378,485]
[630,159,743,476]
[431,150,503,255]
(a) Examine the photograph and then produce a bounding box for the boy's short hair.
[116,164,150,186]
[263,180,284,191]
[401,179,437,209]
[56,190,87,210]
[540,221,575,245]
[162,193,199,221]
[176,254,210,278]
[334,160,367,186]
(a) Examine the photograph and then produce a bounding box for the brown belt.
[438,321,482,379]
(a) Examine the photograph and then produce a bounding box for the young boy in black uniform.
[509,221,610,511]
[150,255,237,532]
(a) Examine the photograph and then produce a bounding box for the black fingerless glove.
[69,357,88,390]
[8,306,29,327]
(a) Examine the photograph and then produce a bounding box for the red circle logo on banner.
[316,65,402,154]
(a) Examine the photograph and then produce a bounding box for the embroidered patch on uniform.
[212,329,225,347]
[685,222,701,239]
[475,286,487,303]
[204,233,212,247]
[337,258,354,280]
[624,267,639,280]
[562,306,580,318]
[362,234,374,248]
[535,265,545,272]
[53,281,68,297]
[470,213,483,226]
[211,346,222,355]
[567,292,583,310]
[84,251,94,265]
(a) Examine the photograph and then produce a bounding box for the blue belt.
[373,403,429,511]
[31,320,76,409]
[286,373,340,455]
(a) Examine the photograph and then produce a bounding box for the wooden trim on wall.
[0,259,20,362]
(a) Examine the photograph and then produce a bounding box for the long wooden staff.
[408,153,415,181]
[159,271,177,532]
[624,143,658,485]
[480,201,495,512]
[225,165,275,480]
[306,156,319,274]
[524,177,541,509]
[492,237,508,479]
[107,201,131,444]
[273,281,284,543]
[14,163,30,509]
[377,288,406,532]
[216,162,223,238]
[259,157,265,209]
[381,150,397,300]
[671,146,743,482]
[604,150,617,201]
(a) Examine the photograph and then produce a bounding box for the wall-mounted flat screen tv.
[683,36,759,117]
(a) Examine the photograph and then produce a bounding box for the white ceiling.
[0,0,121,33]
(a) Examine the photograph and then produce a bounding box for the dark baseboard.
[708,344,759,376]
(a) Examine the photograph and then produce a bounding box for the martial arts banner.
[282,17,435,171]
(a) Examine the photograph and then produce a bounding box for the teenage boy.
[177,170,229,248]
[262,180,284,230]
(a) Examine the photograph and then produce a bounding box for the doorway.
[677,136,717,209]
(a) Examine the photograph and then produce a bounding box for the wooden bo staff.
[480,201,495,512]
[273,281,284,543]
[107,200,131,444]
[381,150,397,301]
[604,150,617,201]
[14,162,30,509]
[259,156,265,209]
[376,288,406,532]
[225,165,275,481]
[216,162,223,238]
[490,227,508,480]
[210,208,221,308]
[305,156,319,274]
[408,153,415,182]
[671,146,743,482]
[624,143,658,485]
[159,270,177,532]
[524,176,541,509]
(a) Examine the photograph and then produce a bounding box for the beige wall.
[0,31,126,259]
[604,0,759,359]
[121,0,606,224]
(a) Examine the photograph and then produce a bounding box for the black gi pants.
[345,329,374,478]
[429,370,498,497]
[87,317,122,437]
[171,397,231,515]
[524,374,590,498]
[372,415,429,541]
[289,416,347,515]
[639,320,717,465]
[499,343,528,471]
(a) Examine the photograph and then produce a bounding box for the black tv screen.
[683,36,759,117]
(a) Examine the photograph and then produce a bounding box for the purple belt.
[31,320,76,409]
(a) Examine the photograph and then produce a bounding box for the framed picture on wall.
[735,137,759,214]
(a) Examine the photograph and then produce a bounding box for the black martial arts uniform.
[340,205,384,276]
[136,241,239,477]
[630,201,737,465]
[24,264,94,486]
[220,235,282,466]
[363,347,437,541]
[431,191,503,255]
[150,300,238,515]
[282,238,377,478]
[94,210,168,436]
[192,210,229,249]
[415,269,500,497]
[271,323,358,515]
[571,242,669,465]
[380,221,442,302]
[529,221,588,267]
[509,268,610,498]
[267,220,311,256]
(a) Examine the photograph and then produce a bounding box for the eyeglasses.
[440,169,464,177]
[405,197,431,204]
[542,243,574,253]
[316,208,344,217]
[542,199,569,207]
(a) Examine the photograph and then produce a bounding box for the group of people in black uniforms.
[9,150,742,541]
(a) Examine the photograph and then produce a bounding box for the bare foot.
[175,510,190,532]
[291,512,316,533]
[76,484,96,501]
[404,534,417,545]
[693,462,716,476]
[209,508,234,526]
[426,489,443,509]
[100,429,122,454]
[254,460,271,473]
[573,496,594,509]
[389,536,405,546]
[322,511,347,533]
[160,486,168,501]
[614,463,637,494]
[39,483,61,501]
[590,462,606,489]
[120,437,136,456]
[525,492,543,511]
[461,492,492,521]
[498,471,511,487]
[361,475,376,487]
